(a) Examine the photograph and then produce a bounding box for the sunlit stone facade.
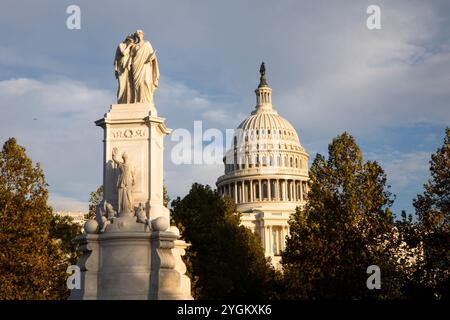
[216,64,309,266]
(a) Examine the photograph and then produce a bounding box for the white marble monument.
[69,30,192,300]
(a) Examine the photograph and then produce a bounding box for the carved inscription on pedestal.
[111,129,146,139]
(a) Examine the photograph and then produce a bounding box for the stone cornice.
[216,170,309,185]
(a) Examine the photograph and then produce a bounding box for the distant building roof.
[53,211,86,225]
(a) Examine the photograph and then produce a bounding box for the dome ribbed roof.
[237,110,301,145]
[227,62,304,150]
[217,63,309,199]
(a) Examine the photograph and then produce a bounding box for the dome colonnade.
[216,63,309,264]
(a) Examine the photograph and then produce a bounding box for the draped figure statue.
[114,35,135,103]
[130,29,159,104]
[112,147,135,214]
[114,29,159,104]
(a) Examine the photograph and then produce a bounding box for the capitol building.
[216,63,309,266]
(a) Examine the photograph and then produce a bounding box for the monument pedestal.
[95,102,171,222]
[70,102,192,300]
[69,225,191,300]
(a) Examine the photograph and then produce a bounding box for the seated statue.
[95,200,117,233]
[135,202,151,230]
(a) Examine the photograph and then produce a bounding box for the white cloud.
[48,193,88,213]
[157,78,212,111]
[381,151,431,189]
[1,0,448,213]
[157,77,247,129]
[276,2,450,141]
[0,76,238,209]
[365,149,432,212]
[164,163,223,201]
[0,77,113,208]
[201,109,247,126]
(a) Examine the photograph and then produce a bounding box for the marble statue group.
[114,29,159,104]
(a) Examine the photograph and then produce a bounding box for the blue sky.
[0,0,449,216]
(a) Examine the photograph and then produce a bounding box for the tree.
[163,185,170,207]
[412,127,449,299]
[86,185,103,220]
[171,183,275,299]
[0,138,71,299]
[414,128,449,227]
[282,132,404,299]
[50,214,82,266]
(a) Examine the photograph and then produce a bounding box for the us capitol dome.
[216,63,309,266]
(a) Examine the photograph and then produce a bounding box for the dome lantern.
[254,62,273,113]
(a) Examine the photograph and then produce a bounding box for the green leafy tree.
[0,138,71,299]
[87,185,103,220]
[171,183,275,299]
[414,128,449,227]
[282,132,403,299]
[50,214,81,266]
[163,185,170,207]
[412,127,450,299]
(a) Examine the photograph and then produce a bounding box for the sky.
[0,0,449,217]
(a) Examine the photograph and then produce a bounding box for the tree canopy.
[282,132,405,299]
[171,183,276,299]
[87,185,103,220]
[411,127,449,299]
[414,128,449,228]
[0,138,76,299]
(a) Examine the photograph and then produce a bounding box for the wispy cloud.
[0,76,238,208]
[48,193,88,212]
[365,148,432,213]
[0,77,113,208]
[0,0,448,214]
[382,152,431,189]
